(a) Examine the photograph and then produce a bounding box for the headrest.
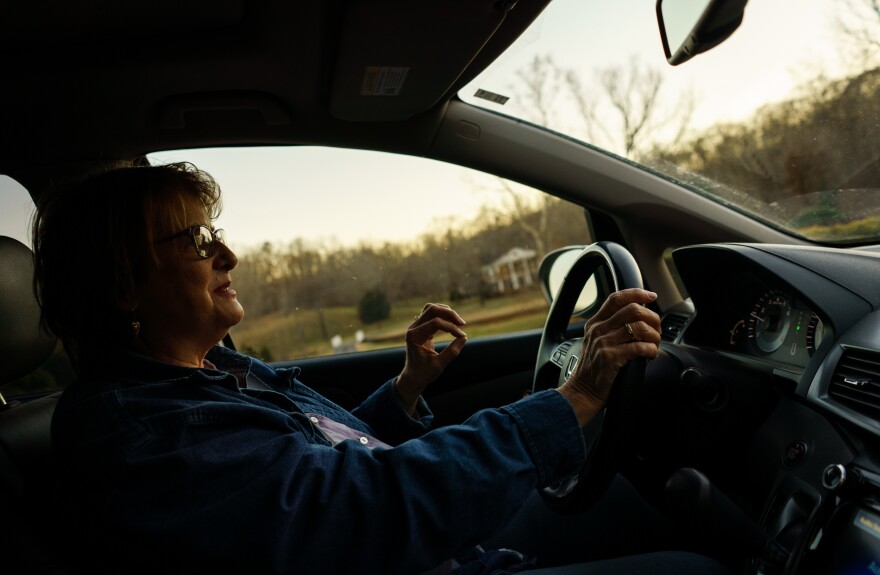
[0,236,57,386]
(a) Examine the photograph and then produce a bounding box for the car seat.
[0,235,70,574]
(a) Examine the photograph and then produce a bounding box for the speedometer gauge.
[748,289,792,354]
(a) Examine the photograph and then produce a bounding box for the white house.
[481,247,538,294]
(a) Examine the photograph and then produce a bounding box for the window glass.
[460,0,880,244]
[0,176,35,248]
[0,176,76,398]
[149,147,592,361]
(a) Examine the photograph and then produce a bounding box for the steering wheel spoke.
[546,338,580,378]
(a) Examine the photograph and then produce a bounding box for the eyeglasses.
[156,225,227,258]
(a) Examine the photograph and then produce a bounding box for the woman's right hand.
[396,303,467,415]
[556,288,661,427]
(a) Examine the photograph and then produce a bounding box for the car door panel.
[279,329,544,427]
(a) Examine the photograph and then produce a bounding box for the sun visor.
[329,0,517,122]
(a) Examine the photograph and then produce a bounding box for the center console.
[790,464,880,574]
[666,464,880,574]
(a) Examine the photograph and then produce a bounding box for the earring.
[131,307,141,337]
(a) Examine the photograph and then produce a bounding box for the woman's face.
[133,193,244,355]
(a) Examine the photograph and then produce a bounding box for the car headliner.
[0,0,551,166]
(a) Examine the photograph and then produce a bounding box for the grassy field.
[230,288,550,361]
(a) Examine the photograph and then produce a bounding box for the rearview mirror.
[656,0,748,66]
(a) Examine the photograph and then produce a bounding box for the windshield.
[460,0,880,245]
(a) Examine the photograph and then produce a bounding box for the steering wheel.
[532,241,648,513]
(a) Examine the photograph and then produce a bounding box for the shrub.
[798,216,880,242]
[239,343,275,362]
[358,288,391,324]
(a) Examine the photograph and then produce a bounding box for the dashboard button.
[782,440,808,468]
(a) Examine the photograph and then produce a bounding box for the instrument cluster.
[726,288,826,368]
[680,269,834,372]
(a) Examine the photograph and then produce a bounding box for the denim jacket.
[52,346,586,575]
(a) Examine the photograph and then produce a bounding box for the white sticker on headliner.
[361,66,409,96]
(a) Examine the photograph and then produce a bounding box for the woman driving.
[33,162,728,574]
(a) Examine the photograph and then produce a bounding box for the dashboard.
[651,243,880,574]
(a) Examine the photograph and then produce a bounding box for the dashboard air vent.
[829,349,880,419]
[660,313,690,342]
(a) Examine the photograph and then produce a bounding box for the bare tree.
[507,54,693,159]
[603,62,660,156]
[494,179,550,257]
[465,170,553,260]
[476,54,693,255]
[836,0,880,69]
[513,54,564,127]
[566,57,694,159]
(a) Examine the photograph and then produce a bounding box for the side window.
[0,176,34,247]
[149,147,593,361]
[0,176,76,398]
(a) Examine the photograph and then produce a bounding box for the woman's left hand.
[396,303,468,415]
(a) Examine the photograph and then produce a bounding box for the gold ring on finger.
[624,322,637,341]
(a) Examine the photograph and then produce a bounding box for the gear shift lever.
[665,468,787,571]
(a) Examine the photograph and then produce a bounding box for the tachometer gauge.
[748,289,792,354]
[806,313,824,356]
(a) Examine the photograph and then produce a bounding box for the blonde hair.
[32,162,222,358]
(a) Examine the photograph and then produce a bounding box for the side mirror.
[656,0,748,66]
[538,246,599,316]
